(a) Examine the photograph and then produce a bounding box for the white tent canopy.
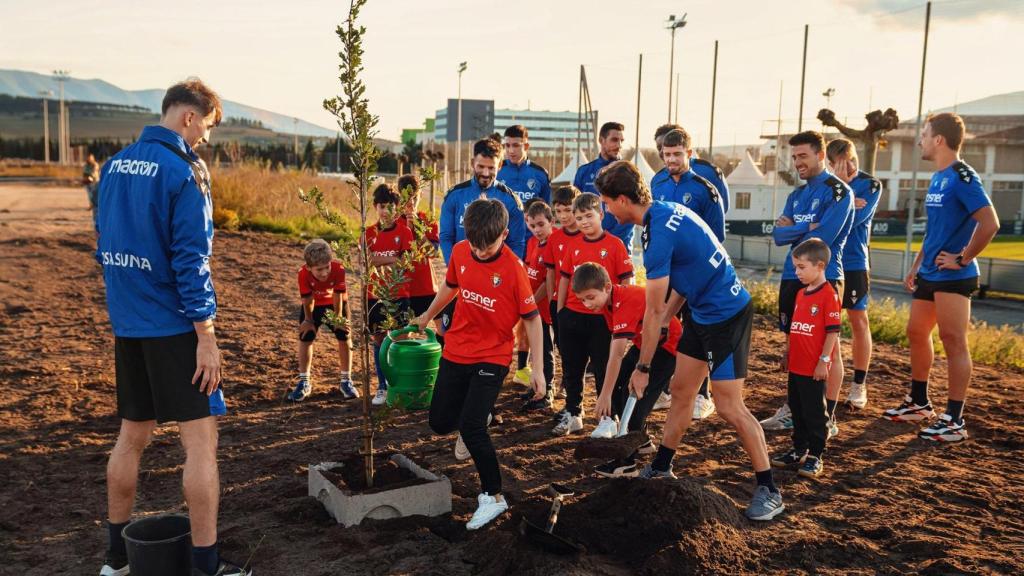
[727,151,767,186]
[631,148,659,184]
[553,150,589,184]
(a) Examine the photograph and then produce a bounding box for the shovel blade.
[519,517,582,555]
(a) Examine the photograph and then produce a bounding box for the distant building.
[401,118,435,147]
[432,99,598,153]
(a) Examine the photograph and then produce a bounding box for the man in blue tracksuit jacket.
[653,123,731,214]
[650,127,725,242]
[574,121,635,250]
[94,79,251,576]
[497,124,551,245]
[759,131,854,435]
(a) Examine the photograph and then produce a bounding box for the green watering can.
[379,326,442,410]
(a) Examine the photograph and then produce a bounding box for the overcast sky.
[3,0,1022,147]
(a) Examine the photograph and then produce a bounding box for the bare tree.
[817,108,900,175]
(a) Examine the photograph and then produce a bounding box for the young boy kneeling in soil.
[365,183,415,406]
[554,193,634,437]
[770,238,840,478]
[519,199,557,411]
[412,198,546,530]
[289,238,355,401]
[572,262,681,477]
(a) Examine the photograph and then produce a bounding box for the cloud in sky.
[838,0,1024,28]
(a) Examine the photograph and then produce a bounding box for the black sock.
[697,377,710,398]
[826,399,837,418]
[192,542,219,575]
[853,369,867,385]
[652,445,676,472]
[755,468,779,493]
[107,520,130,557]
[910,379,929,406]
[946,399,965,424]
[517,351,529,370]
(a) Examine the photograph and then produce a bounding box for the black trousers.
[557,308,611,416]
[611,346,675,432]
[788,372,828,457]
[540,321,555,393]
[429,358,508,495]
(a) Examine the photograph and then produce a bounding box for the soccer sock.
[373,343,387,391]
[298,372,309,381]
[340,371,350,381]
[946,399,965,424]
[517,351,529,370]
[107,520,129,557]
[652,445,676,472]
[910,379,929,406]
[826,399,837,419]
[755,468,779,494]
[853,369,867,385]
[192,542,219,575]
[697,377,710,398]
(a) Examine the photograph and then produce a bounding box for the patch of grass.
[746,280,1024,370]
[870,235,1024,261]
[0,161,80,180]
[241,214,355,244]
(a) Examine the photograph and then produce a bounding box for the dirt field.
[1,185,1022,575]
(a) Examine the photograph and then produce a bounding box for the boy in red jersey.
[543,185,582,346]
[771,238,841,479]
[554,193,634,437]
[397,173,440,321]
[364,183,415,406]
[519,200,557,411]
[572,263,681,478]
[412,198,546,530]
[288,238,354,402]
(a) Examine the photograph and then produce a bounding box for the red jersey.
[525,236,551,324]
[399,211,440,297]
[788,282,842,377]
[364,221,414,300]
[443,241,539,366]
[603,284,682,355]
[297,261,347,307]
[542,227,581,273]
[559,232,634,314]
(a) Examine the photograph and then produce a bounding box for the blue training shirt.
[574,155,635,249]
[772,170,855,281]
[650,168,725,242]
[439,177,526,263]
[841,171,882,272]
[919,161,992,281]
[692,158,730,214]
[642,200,750,324]
[497,158,551,245]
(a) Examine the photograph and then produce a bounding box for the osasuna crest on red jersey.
[810,304,819,317]
[600,248,608,259]
[492,273,502,287]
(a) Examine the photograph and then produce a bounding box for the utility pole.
[53,70,70,165]
[903,1,932,275]
[38,90,52,163]
[772,81,783,220]
[708,40,719,155]
[797,25,808,132]
[293,118,299,167]
[456,61,467,181]
[666,14,687,122]
[674,73,680,124]
[635,54,643,153]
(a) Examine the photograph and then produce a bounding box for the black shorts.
[677,301,753,381]
[842,270,870,311]
[912,275,979,301]
[779,278,844,333]
[409,294,438,317]
[115,331,226,424]
[298,304,349,342]
[367,297,411,334]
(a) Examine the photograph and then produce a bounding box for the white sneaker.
[827,416,839,440]
[454,434,471,460]
[371,389,388,406]
[653,392,672,411]
[692,394,716,420]
[759,403,793,431]
[466,493,509,530]
[846,382,867,409]
[552,411,584,436]
[590,415,619,439]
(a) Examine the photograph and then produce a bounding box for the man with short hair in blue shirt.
[826,138,881,411]
[883,113,999,443]
[760,131,854,436]
[498,124,551,239]
[598,160,784,522]
[574,121,635,249]
[654,123,731,214]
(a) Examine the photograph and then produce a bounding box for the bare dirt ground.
[1,185,1022,575]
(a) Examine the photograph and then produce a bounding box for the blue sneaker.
[287,379,311,402]
[339,379,359,399]
[637,464,677,480]
[745,485,785,521]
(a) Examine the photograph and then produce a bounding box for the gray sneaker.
[745,485,785,521]
[637,464,677,480]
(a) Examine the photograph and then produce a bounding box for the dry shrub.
[212,207,240,230]
[211,162,360,222]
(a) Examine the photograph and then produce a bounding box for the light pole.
[38,90,52,163]
[666,14,687,122]
[456,61,467,181]
[53,70,70,165]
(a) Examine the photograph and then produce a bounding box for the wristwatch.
[819,355,831,364]
[955,254,965,266]
[636,363,651,374]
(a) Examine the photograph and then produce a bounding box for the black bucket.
[123,514,193,576]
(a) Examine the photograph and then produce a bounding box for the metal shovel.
[617,393,638,437]
[519,483,582,555]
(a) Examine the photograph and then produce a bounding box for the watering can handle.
[397,325,438,343]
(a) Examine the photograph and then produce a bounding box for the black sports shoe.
[798,455,823,479]
[770,449,807,468]
[99,550,129,576]
[520,396,553,412]
[193,558,252,576]
[594,457,639,478]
